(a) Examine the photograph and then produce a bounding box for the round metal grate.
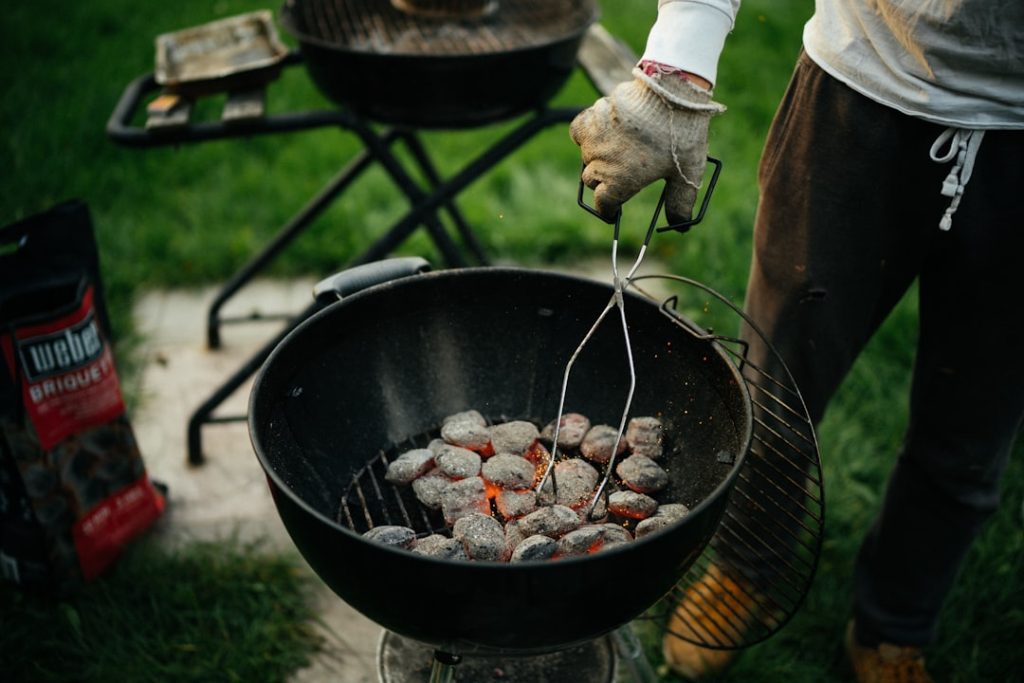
[629,274,825,650]
[285,0,597,56]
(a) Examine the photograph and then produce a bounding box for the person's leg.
[853,128,1024,647]
[666,51,946,675]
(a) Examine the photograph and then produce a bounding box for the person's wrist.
[638,60,712,91]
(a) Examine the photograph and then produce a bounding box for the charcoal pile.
[364,410,690,563]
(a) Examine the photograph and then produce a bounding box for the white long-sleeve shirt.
[641,0,741,86]
[641,0,1024,128]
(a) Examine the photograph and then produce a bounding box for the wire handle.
[577,156,723,233]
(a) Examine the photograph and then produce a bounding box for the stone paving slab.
[130,277,381,683]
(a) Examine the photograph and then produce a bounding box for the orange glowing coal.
[484,480,503,500]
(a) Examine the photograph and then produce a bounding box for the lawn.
[2,1,1021,681]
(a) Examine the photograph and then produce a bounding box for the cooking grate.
[631,275,825,650]
[336,414,549,537]
[336,431,446,537]
[288,0,597,56]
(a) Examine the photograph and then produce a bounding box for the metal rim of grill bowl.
[247,267,757,653]
[281,0,599,57]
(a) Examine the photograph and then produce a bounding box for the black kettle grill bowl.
[249,268,753,654]
[279,0,598,128]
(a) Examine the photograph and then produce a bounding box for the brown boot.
[661,566,760,679]
[845,621,934,683]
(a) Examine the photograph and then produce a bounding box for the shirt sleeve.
[640,0,741,85]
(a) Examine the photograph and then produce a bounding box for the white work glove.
[570,67,725,224]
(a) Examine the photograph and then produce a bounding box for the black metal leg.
[352,107,582,267]
[347,121,469,269]
[399,131,490,266]
[188,300,321,465]
[206,129,400,349]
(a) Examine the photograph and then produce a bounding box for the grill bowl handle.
[313,257,431,305]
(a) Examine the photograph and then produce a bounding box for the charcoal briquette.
[442,410,487,427]
[552,458,599,507]
[413,534,468,560]
[616,455,669,494]
[608,490,659,520]
[412,467,450,510]
[453,513,507,561]
[384,448,435,485]
[489,420,539,457]
[579,425,627,465]
[540,413,591,450]
[435,445,482,479]
[496,489,537,519]
[441,420,492,453]
[626,416,664,459]
[363,525,417,549]
[440,476,491,524]
[482,453,535,490]
[634,503,691,539]
[555,526,603,557]
[510,535,558,562]
[517,504,581,539]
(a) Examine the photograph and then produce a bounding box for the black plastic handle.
[577,156,723,233]
[313,257,431,305]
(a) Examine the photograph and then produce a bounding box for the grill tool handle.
[313,257,431,305]
[577,156,722,233]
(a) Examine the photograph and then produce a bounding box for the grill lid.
[285,0,598,57]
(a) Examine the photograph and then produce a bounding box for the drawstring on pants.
[929,127,985,231]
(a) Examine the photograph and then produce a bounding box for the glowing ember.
[361,411,699,563]
[482,453,535,490]
[440,476,490,524]
[607,490,658,519]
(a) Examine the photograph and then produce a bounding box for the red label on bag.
[1,286,125,450]
[72,475,166,580]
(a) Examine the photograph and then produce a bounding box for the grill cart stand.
[107,25,633,465]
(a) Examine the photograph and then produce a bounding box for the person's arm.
[570,1,738,223]
[642,0,739,87]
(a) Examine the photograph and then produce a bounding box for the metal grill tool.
[537,160,723,516]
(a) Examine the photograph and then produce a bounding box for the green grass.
[2,1,1022,681]
[0,537,323,682]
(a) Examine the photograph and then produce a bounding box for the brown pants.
[746,52,1024,646]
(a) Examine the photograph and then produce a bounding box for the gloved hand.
[570,67,725,224]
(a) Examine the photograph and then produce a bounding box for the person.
[570,1,1024,681]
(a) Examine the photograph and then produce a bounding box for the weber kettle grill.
[248,217,824,681]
